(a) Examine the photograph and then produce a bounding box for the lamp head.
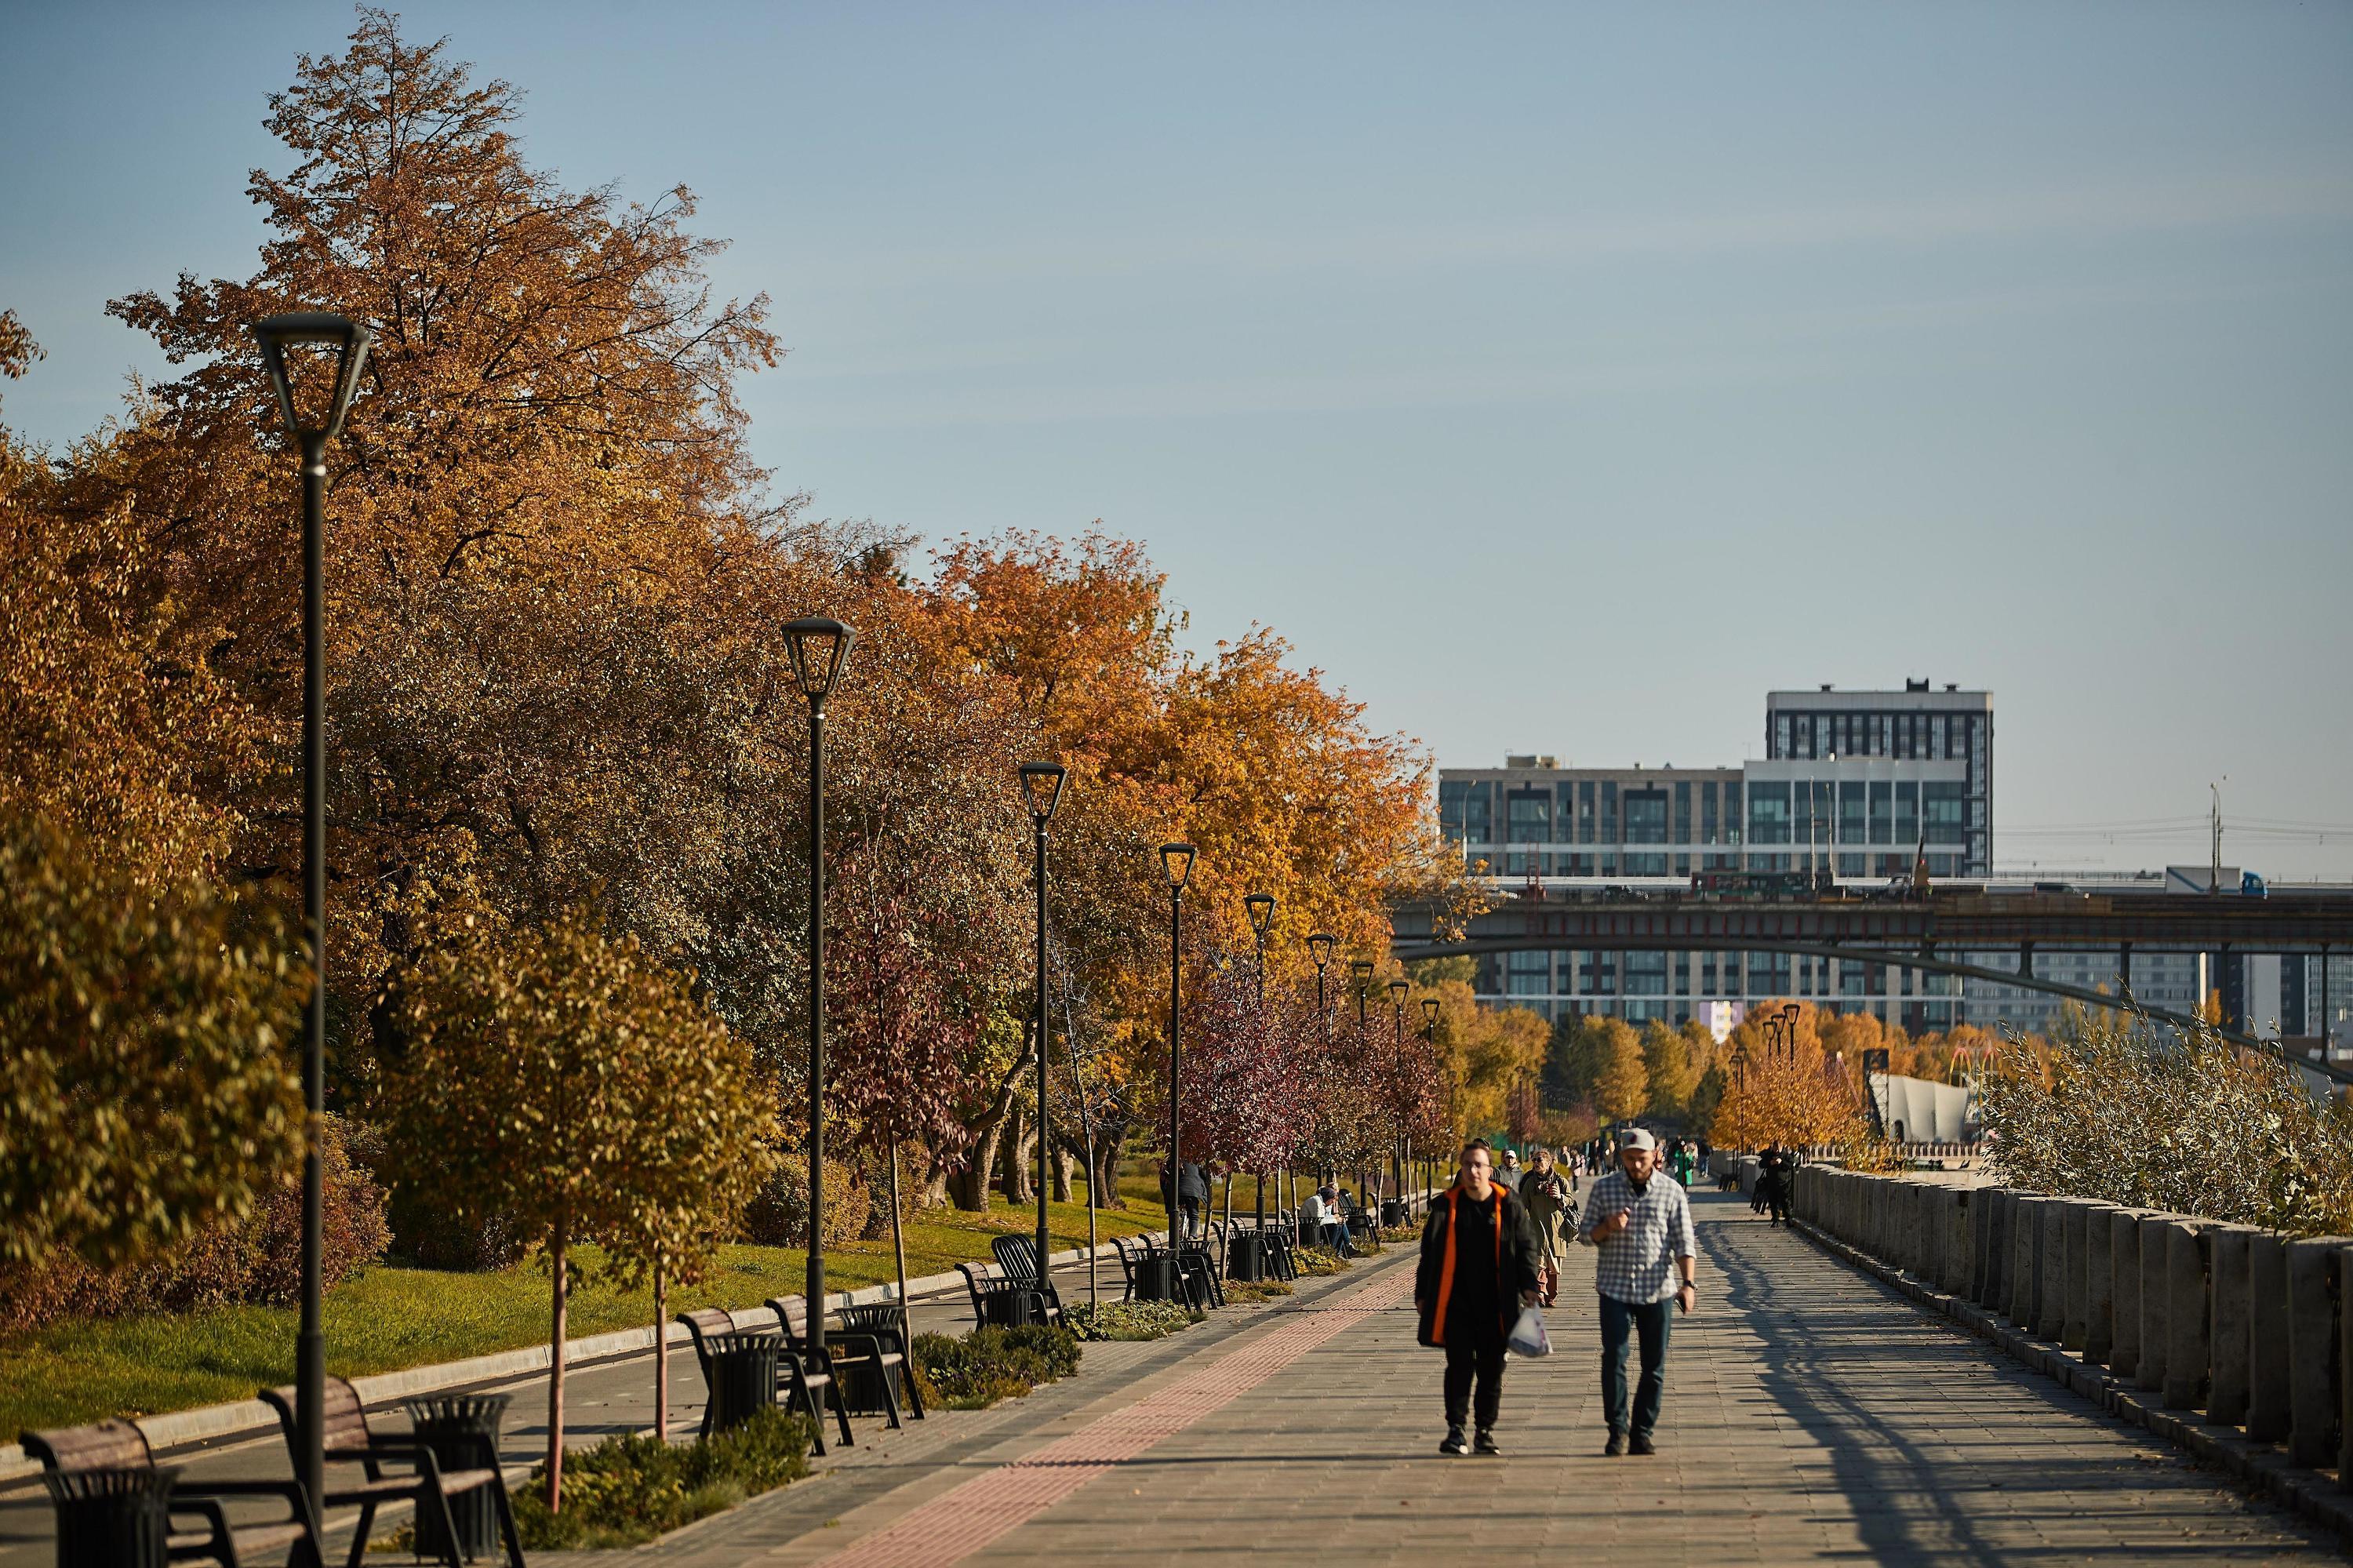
[780,617,856,704]
[252,312,372,444]
[1387,978,1409,1004]
[1306,932,1335,970]
[1422,998,1440,1027]
[1158,842,1196,890]
[1018,761,1068,824]
[1349,959,1374,984]
[1244,892,1275,944]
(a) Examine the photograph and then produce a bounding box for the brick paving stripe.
[810,1267,1417,1568]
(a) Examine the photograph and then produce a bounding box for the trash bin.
[44,1466,174,1568]
[1381,1199,1405,1228]
[704,1331,781,1433]
[1130,1255,1176,1301]
[405,1392,511,1560]
[1227,1233,1265,1282]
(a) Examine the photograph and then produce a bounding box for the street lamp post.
[1159,844,1196,1249]
[1242,893,1276,1244]
[1387,977,1409,1220]
[1421,998,1440,1206]
[782,617,855,1370]
[252,312,372,1515]
[1349,959,1374,1214]
[1019,762,1068,1279]
[1307,933,1335,1042]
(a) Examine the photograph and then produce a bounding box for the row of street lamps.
[253,308,1446,1501]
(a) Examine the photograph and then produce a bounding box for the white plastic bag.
[1507,1304,1551,1358]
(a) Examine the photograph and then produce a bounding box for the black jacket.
[1414,1184,1542,1348]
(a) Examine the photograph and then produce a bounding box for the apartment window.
[1748,783,1791,845]
[1507,791,1550,844]
[1701,783,1718,844]
[1725,782,1743,844]
[1624,791,1667,844]
[1602,782,1619,842]
[1624,853,1670,876]
[1839,781,1866,846]
[1673,782,1691,843]
[1507,951,1551,996]
[1578,780,1597,844]
[1750,952,1791,995]
[1774,715,1791,757]
[1924,782,1965,844]
[1868,781,1893,845]
[1838,853,1866,878]
[1624,951,1668,997]
[1444,781,1489,843]
[1895,782,1918,846]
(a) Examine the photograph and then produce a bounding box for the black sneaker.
[1439,1427,1471,1456]
[1629,1432,1657,1456]
[1472,1428,1500,1456]
[1603,1431,1627,1457]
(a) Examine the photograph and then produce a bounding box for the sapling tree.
[384,910,766,1506]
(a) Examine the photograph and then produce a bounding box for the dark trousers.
[1599,1294,1673,1438]
[1443,1339,1505,1431]
[1766,1192,1790,1224]
[1179,1197,1201,1237]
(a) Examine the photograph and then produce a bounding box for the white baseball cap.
[1618,1128,1658,1152]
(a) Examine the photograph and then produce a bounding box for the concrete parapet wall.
[1791,1167,2347,1528]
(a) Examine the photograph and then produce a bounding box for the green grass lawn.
[4,1182,1171,1440]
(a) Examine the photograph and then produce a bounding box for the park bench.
[957,1261,1053,1327]
[765,1294,920,1430]
[833,1301,928,1422]
[989,1235,1067,1326]
[676,1307,853,1453]
[23,1417,325,1568]
[258,1377,522,1568]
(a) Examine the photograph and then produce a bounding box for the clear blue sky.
[5,2,2350,875]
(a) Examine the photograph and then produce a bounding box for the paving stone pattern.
[606,1190,2340,1566]
[9,1192,2337,1566]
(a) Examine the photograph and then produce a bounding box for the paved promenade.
[9,1190,2340,1565]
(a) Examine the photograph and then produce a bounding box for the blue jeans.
[1599,1294,1673,1438]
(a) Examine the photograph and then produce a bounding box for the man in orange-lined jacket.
[1415,1139,1543,1456]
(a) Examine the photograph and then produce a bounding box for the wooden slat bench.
[258,1377,522,1568]
[23,1417,325,1568]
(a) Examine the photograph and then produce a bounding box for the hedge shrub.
[1064,1298,1199,1341]
[508,1406,811,1550]
[909,1323,1082,1410]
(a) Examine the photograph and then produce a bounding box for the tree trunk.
[1005,1114,1035,1205]
[951,1050,1035,1211]
[1051,1145,1075,1202]
[1092,1118,1129,1208]
[546,1215,569,1508]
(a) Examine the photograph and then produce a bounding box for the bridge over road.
[1394,890,2353,1081]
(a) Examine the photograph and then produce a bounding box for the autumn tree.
[1640,1019,1703,1119]
[1588,1018,1651,1122]
[1711,1000,1869,1151]
[0,819,304,1271]
[91,11,788,1104]
[380,911,766,1508]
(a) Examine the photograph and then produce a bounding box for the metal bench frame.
[23,1417,326,1568]
[258,1377,522,1568]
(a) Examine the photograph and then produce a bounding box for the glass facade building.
[1440,682,1993,1031]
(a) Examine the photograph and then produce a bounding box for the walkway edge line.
[1790,1217,2353,1551]
[0,1230,1170,1488]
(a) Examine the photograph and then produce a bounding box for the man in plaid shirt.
[1576,1127,1697,1456]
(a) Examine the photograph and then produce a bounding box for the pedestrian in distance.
[1494,1146,1523,1193]
[1415,1139,1542,1457]
[1178,1159,1209,1239]
[1759,1148,1793,1228]
[1519,1147,1574,1306]
[1576,1127,1697,1457]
